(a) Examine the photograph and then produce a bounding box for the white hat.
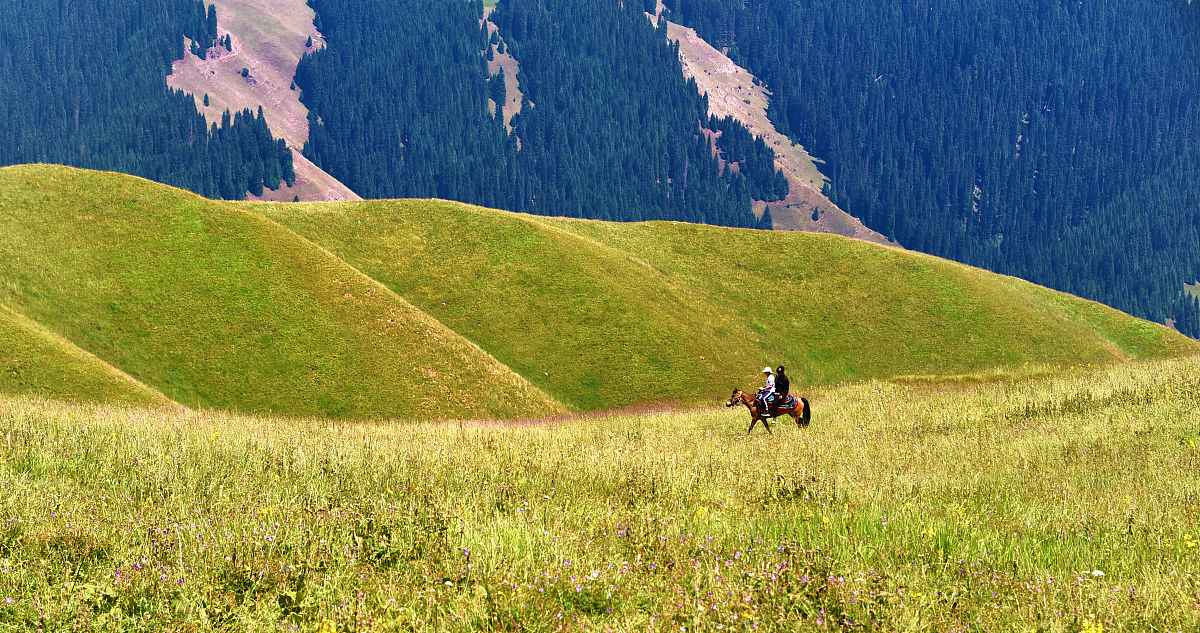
[762,367,773,374]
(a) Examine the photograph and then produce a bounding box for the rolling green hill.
[1,164,1195,417]
[0,165,560,419]
[0,303,168,406]
[270,200,1197,409]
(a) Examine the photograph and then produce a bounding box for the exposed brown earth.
[650,5,890,244]
[483,7,525,138]
[166,0,358,201]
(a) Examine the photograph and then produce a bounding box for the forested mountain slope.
[166,0,360,201]
[0,0,294,200]
[4,0,1198,343]
[662,0,1200,337]
[5,166,1191,417]
[295,0,781,227]
[656,13,883,241]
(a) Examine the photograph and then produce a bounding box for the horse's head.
[725,389,745,407]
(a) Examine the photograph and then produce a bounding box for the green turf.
[1,165,1194,416]
[1,357,1197,629]
[270,200,1196,410]
[0,165,560,420]
[0,303,168,406]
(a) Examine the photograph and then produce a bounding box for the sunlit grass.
[0,165,561,420]
[271,196,1197,412]
[3,165,1195,420]
[0,357,1196,630]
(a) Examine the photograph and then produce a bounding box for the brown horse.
[725,389,811,434]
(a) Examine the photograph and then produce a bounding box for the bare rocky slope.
[650,4,887,243]
[167,0,358,201]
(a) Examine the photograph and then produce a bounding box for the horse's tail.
[800,397,812,427]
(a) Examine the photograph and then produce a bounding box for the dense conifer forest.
[2,0,1196,336]
[296,0,781,226]
[662,0,1200,336]
[0,0,294,199]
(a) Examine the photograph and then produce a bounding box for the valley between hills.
[2,1,1200,628]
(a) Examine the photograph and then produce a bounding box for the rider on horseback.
[729,365,811,432]
[775,365,790,407]
[756,367,775,415]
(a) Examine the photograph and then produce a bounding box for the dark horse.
[725,389,811,434]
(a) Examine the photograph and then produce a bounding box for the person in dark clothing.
[774,365,791,412]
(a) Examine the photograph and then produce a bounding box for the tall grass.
[0,358,1197,630]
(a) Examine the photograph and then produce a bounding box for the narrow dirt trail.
[651,5,890,244]
[167,0,359,201]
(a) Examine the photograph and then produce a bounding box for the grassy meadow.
[0,166,561,420]
[269,197,1195,410]
[3,165,1194,421]
[1,357,1197,631]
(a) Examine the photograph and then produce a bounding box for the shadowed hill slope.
[0,303,171,407]
[0,165,560,419]
[269,200,1196,410]
[2,165,1194,416]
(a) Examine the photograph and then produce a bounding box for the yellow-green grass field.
[2,165,1194,420]
[0,166,560,420]
[1187,282,1199,301]
[268,195,1194,410]
[0,357,1196,630]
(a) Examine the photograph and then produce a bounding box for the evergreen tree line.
[0,0,294,200]
[295,0,784,227]
[709,115,788,201]
[662,0,1200,336]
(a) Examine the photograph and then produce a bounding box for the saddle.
[758,393,796,417]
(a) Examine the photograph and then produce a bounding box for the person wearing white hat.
[756,366,776,415]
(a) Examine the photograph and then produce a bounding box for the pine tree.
[0,0,292,201]
[760,205,773,230]
[205,5,218,41]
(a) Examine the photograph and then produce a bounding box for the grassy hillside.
[0,165,560,419]
[0,303,169,406]
[1,165,1194,416]
[271,199,1196,409]
[1,357,1196,629]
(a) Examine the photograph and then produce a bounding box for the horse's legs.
[762,416,772,434]
[747,415,757,434]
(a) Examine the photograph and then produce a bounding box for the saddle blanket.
[760,393,797,409]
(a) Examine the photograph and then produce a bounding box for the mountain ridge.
[2,164,1192,418]
[0,164,560,419]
